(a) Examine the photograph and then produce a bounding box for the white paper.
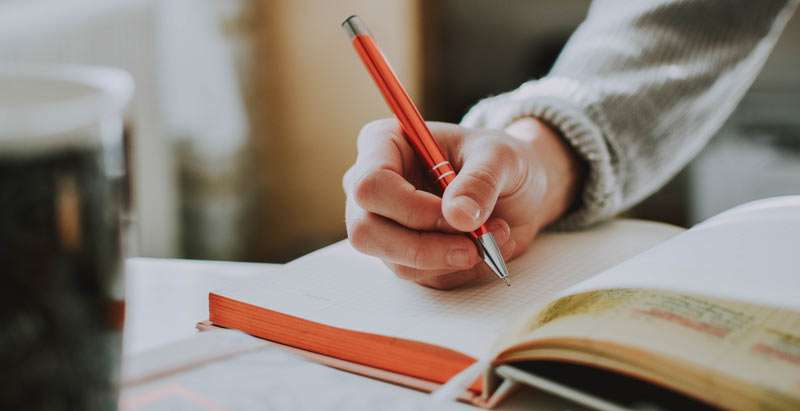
[215,220,681,357]
[563,196,800,311]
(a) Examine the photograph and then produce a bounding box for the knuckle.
[465,166,500,196]
[357,119,395,144]
[403,204,423,228]
[347,217,372,251]
[408,240,428,269]
[352,172,378,207]
[490,140,517,160]
[342,166,356,193]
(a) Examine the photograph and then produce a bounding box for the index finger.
[352,119,468,183]
[344,119,418,196]
[358,119,416,173]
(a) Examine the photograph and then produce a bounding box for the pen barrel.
[346,28,453,188]
[344,16,487,240]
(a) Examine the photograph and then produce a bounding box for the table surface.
[123,257,275,355]
[121,257,581,410]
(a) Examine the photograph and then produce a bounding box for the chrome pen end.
[341,15,370,39]
[475,232,511,286]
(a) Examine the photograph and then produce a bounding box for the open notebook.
[208,197,800,410]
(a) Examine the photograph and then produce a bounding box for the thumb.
[441,143,518,232]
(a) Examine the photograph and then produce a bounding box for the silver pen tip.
[502,277,511,287]
[475,232,511,284]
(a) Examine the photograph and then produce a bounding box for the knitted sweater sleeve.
[461,0,797,228]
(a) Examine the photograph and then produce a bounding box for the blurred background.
[3,0,797,262]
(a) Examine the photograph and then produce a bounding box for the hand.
[343,117,583,289]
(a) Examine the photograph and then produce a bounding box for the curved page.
[562,196,800,311]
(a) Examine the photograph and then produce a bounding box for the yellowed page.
[502,289,800,409]
[213,220,681,358]
[484,197,800,408]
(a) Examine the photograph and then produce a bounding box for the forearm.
[463,0,797,227]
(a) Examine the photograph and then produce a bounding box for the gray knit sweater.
[461,0,798,228]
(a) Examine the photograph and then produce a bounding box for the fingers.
[442,140,524,232]
[351,168,453,231]
[347,203,482,270]
[344,119,460,232]
[353,119,415,176]
[392,230,516,290]
[343,119,533,289]
[347,119,467,185]
[343,120,411,199]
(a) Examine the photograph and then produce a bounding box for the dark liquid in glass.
[0,145,124,410]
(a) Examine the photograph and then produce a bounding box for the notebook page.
[562,196,800,311]
[214,220,681,357]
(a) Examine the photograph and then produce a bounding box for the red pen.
[342,15,510,285]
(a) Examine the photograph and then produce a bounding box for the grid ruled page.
[214,220,681,358]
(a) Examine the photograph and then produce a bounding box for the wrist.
[505,117,584,227]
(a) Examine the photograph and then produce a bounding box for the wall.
[245,0,422,261]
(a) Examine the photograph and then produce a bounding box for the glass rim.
[0,64,134,152]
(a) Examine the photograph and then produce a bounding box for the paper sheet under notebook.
[212,220,682,358]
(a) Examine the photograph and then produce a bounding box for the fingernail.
[451,196,481,223]
[447,248,472,268]
[487,220,510,245]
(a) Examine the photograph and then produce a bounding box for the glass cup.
[0,65,133,410]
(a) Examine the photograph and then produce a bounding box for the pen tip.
[475,232,511,285]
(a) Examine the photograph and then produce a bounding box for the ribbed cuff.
[460,76,622,229]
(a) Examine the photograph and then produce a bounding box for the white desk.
[122,257,277,355]
[121,258,582,410]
